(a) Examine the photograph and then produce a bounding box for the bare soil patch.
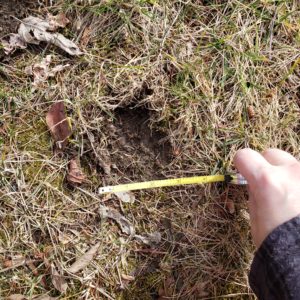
[82,105,173,187]
[0,0,36,38]
[114,107,172,166]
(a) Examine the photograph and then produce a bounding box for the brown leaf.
[46,101,72,150]
[3,259,12,268]
[6,295,27,300]
[47,13,70,31]
[3,255,26,269]
[226,200,235,214]
[97,153,111,176]
[0,124,7,135]
[247,105,255,119]
[67,242,100,274]
[172,147,181,157]
[80,26,92,48]
[51,263,68,293]
[67,158,86,185]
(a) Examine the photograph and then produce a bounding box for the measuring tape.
[99,173,247,194]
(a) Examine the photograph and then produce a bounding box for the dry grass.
[0,0,300,299]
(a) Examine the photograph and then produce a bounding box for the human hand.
[234,148,300,248]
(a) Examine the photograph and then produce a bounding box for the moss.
[10,117,64,189]
[15,118,51,155]
[24,161,64,190]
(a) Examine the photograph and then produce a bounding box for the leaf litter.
[135,232,162,246]
[99,205,161,245]
[80,26,92,48]
[25,54,70,88]
[46,101,72,150]
[46,13,70,30]
[121,274,135,282]
[51,263,68,293]
[99,205,135,236]
[67,158,86,185]
[1,14,82,55]
[2,255,26,269]
[67,242,100,274]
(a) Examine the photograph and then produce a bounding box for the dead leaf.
[0,124,7,135]
[67,158,86,185]
[172,146,181,157]
[226,200,235,214]
[25,55,69,88]
[46,101,72,150]
[3,259,12,268]
[19,16,82,55]
[51,263,68,293]
[247,105,255,119]
[179,41,193,59]
[25,55,51,87]
[47,13,70,31]
[67,242,100,274]
[19,17,51,43]
[80,26,92,47]
[50,64,70,75]
[6,295,27,300]
[114,191,135,204]
[97,154,111,176]
[1,15,82,56]
[1,34,27,54]
[121,274,135,281]
[135,232,161,246]
[3,255,26,269]
[26,260,38,276]
[99,205,135,236]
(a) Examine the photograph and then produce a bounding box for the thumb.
[234,149,270,185]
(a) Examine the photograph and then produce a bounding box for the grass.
[0,0,300,299]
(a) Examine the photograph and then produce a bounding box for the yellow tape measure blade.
[99,174,225,194]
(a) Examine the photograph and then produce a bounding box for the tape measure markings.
[99,174,226,194]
